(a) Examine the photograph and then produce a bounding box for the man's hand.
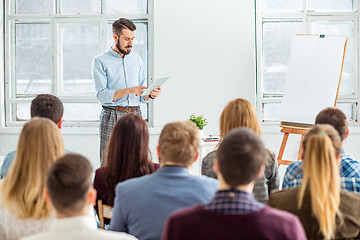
[113,86,148,101]
[128,86,148,96]
[150,86,162,99]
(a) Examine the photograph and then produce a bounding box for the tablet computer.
[142,76,170,96]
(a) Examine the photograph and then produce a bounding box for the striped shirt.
[282,149,360,193]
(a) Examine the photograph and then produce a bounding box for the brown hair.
[0,118,64,219]
[298,124,342,240]
[112,18,136,36]
[159,121,199,166]
[219,99,261,144]
[47,154,93,215]
[315,107,348,141]
[217,128,267,188]
[102,114,154,206]
[31,94,63,124]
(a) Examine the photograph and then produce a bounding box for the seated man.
[110,121,218,240]
[21,154,137,240]
[162,128,306,240]
[0,94,64,179]
[282,107,360,192]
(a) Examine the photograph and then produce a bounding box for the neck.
[160,161,191,170]
[55,206,89,219]
[217,174,254,193]
[112,45,124,58]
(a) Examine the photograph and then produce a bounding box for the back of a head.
[159,121,199,166]
[112,18,136,36]
[31,94,63,124]
[219,99,261,142]
[47,154,93,215]
[104,113,152,205]
[217,128,267,188]
[299,124,342,240]
[315,107,348,141]
[1,117,64,219]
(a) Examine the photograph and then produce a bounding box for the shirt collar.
[109,47,122,58]
[50,216,97,231]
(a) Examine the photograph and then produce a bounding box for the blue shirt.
[282,149,360,193]
[0,150,16,179]
[204,190,263,214]
[92,48,148,106]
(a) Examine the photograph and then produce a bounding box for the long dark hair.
[103,113,154,205]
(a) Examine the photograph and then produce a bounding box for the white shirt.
[21,216,137,240]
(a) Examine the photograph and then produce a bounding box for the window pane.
[106,0,147,14]
[16,24,52,95]
[263,22,302,94]
[308,0,355,12]
[336,103,355,121]
[60,0,101,14]
[262,0,302,12]
[311,21,354,94]
[61,24,99,93]
[263,103,281,122]
[107,22,148,76]
[63,103,102,121]
[16,0,51,14]
[16,103,31,120]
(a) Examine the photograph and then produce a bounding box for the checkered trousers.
[99,107,142,165]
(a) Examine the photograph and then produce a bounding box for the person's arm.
[110,184,128,232]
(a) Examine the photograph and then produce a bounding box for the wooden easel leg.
[297,134,305,160]
[277,133,289,167]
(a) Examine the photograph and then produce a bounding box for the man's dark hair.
[47,154,93,215]
[315,107,348,141]
[112,18,136,36]
[31,94,63,124]
[217,128,267,188]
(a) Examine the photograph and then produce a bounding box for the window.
[4,0,153,127]
[256,0,358,123]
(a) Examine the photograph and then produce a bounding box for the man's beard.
[116,39,132,55]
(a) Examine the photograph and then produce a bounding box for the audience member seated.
[163,128,306,240]
[110,121,218,240]
[202,98,279,203]
[21,154,137,240]
[0,118,65,239]
[93,113,158,226]
[282,107,360,193]
[0,94,64,179]
[269,125,360,240]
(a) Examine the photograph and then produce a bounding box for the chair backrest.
[97,199,113,229]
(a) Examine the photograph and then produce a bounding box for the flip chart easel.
[278,34,348,166]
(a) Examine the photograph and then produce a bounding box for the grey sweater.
[201,150,279,203]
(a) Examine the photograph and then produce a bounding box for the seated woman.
[0,118,65,239]
[201,98,279,203]
[269,124,360,240]
[94,113,158,224]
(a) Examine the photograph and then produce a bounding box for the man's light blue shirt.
[92,48,148,106]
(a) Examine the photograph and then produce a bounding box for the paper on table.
[142,76,170,96]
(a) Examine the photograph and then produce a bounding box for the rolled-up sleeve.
[93,57,116,104]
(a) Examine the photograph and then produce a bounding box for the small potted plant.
[188,114,208,137]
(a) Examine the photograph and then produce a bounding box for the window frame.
[256,0,360,124]
[3,0,154,127]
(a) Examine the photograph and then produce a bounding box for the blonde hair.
[159,121,199,166]
[0,117,65,219]
[298,124,342,240]
[219,99,261,144]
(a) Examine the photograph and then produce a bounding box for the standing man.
[93,18,161,164]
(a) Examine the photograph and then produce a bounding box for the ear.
[156,146,161,162]
[44,188,53,206]
[257,164,265,179]
[213,158,220,173]
[336,155,341,165]
[192,151,199,163]
[57,116,63,129]
[345,129,349,140]
[88,188,97,206]
[113,33,119,42]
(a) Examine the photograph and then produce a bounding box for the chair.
[97,200,113,229]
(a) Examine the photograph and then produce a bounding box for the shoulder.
[189,174,218,187]
[93,167,106,185]
[268,188,298,207]
[340,155,360,177]
[115,173,153,192]
[340,190,360,208]
[168,205,203,221]
[89,229,138,240]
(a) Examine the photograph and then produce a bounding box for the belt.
[102,105,140,112]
